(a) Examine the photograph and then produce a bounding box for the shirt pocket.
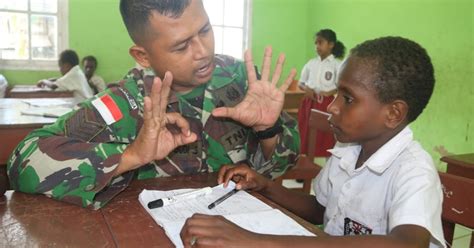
[343,211,386,235]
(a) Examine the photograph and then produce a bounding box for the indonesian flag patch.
[91,94,123,125]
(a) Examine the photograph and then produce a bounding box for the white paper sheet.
[138,182,316,247]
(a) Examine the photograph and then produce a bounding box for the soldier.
[7,0,299,209]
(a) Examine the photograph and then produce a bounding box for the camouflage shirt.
[7,55,300,209]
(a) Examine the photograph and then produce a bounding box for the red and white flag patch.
[91,94,123,125]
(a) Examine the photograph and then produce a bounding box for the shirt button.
[85,184,96,191]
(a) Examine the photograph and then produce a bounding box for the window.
[0,0,68,70]
[203,0,251,59]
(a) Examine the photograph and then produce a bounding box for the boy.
[37,49,93,101]
[180,37,445,248]
[7,0,299,209]
[82,55,106,94]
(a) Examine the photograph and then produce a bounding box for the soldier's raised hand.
[212,46,297,131]
[114,72,197,175]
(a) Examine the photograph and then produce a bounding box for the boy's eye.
[343,95,353,104]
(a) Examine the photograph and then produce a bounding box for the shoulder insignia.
[91,94,123,125]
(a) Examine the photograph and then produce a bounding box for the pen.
[208,188,239,209]
[21,112,59,118]
[147,187,212,209]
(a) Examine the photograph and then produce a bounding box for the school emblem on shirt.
[325,71,333,80]
[344,217,373,235]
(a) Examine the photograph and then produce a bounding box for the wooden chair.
[275,109,332,194]
[438,172,474,247]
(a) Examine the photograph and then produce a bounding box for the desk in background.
[441,153,474,179]
[284,90,305,119]
[0,173,325,247]
[0,98,76,195]
[7,85,73,98]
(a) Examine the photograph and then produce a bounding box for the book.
[138,182,315,247]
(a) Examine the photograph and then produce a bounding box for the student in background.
[0,74,8,98]
[82,55,106,94]
[181,37,445,248]
[37,49,93,101]
[298,29,345,158]
[8,0,299,209]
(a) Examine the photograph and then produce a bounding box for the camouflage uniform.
[7,55,300,209]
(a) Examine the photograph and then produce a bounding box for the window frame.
[0,0,69,71]
[206,0,252,59]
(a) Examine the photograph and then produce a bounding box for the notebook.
[138,182,315,247]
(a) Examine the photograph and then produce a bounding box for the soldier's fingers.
[271,53,285,86]
[165,112,192,137]
[159,72,173,114]
[260,46,273,82]
[150,77,163,119]
[244,50,257,84]
[143,96,153,122]
[279,68,297,92]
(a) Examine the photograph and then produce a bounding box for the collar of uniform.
[317,54,335,63]
[328,126,413,174]
[207,54,240,90]
[68,65,81,76]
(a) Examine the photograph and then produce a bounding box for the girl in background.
[298,29,345,157]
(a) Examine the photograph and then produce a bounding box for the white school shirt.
[55,65,93,101]
[298,54,341,93]
[314,126,445,248]
[89,74,106,93]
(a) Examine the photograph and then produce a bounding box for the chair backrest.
[438,172,474,246]
[274,109,332,193]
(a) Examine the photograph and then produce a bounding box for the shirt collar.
[318,54,335,63]
[328,126,414,174]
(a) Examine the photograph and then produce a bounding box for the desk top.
[7,85,74,98]
[0,173,324,247]
[441,153,474,167]
[0,98,75,128]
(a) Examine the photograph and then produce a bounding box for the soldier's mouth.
[195,61,214,79]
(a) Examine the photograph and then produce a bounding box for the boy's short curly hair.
[351,37,435,122]
[59,50,79,67]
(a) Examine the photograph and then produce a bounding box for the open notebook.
[138,182,315,247]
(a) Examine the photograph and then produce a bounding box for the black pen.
[208,188,239,209]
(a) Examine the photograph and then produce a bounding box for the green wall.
[1,0,472,168]
[306,0,473,168]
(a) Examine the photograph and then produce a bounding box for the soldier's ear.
[129,45,151,68]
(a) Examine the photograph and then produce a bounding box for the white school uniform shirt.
[89,74,106,93]
[298,54,341,93]
[314,126,445,248]
[55,65,93,101]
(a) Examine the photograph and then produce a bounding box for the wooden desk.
[7,85,73,98]
[441,153,474,179]
[284,90,304,119]
[0,173,325,247]
[0,98,75,195]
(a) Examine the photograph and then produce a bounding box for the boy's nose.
[327,97,339,115]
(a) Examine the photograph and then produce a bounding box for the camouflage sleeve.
[7,83,142,209]
[248,112,300,179]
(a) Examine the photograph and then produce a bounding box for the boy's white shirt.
[298,54,341,93]
[54,65,93,101]
[89,74,106,93]
[314,126,445,248]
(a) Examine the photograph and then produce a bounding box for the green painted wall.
[307,0,473,168]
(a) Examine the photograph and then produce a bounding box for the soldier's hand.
[217,164,271,192]
[115,72,197,175]
[212,46,297,131]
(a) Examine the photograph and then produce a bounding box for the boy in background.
[82,55,106,94]
[37,49,93,101]
[181,36,445,248]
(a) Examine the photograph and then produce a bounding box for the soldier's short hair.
[59,50,80,67]
[350,36,435,123]
[120,0,191,44]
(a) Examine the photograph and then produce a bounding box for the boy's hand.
[115,72,197,175]
[180,213,260,248]
[212,46,297,131]
[217,164,271,191]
